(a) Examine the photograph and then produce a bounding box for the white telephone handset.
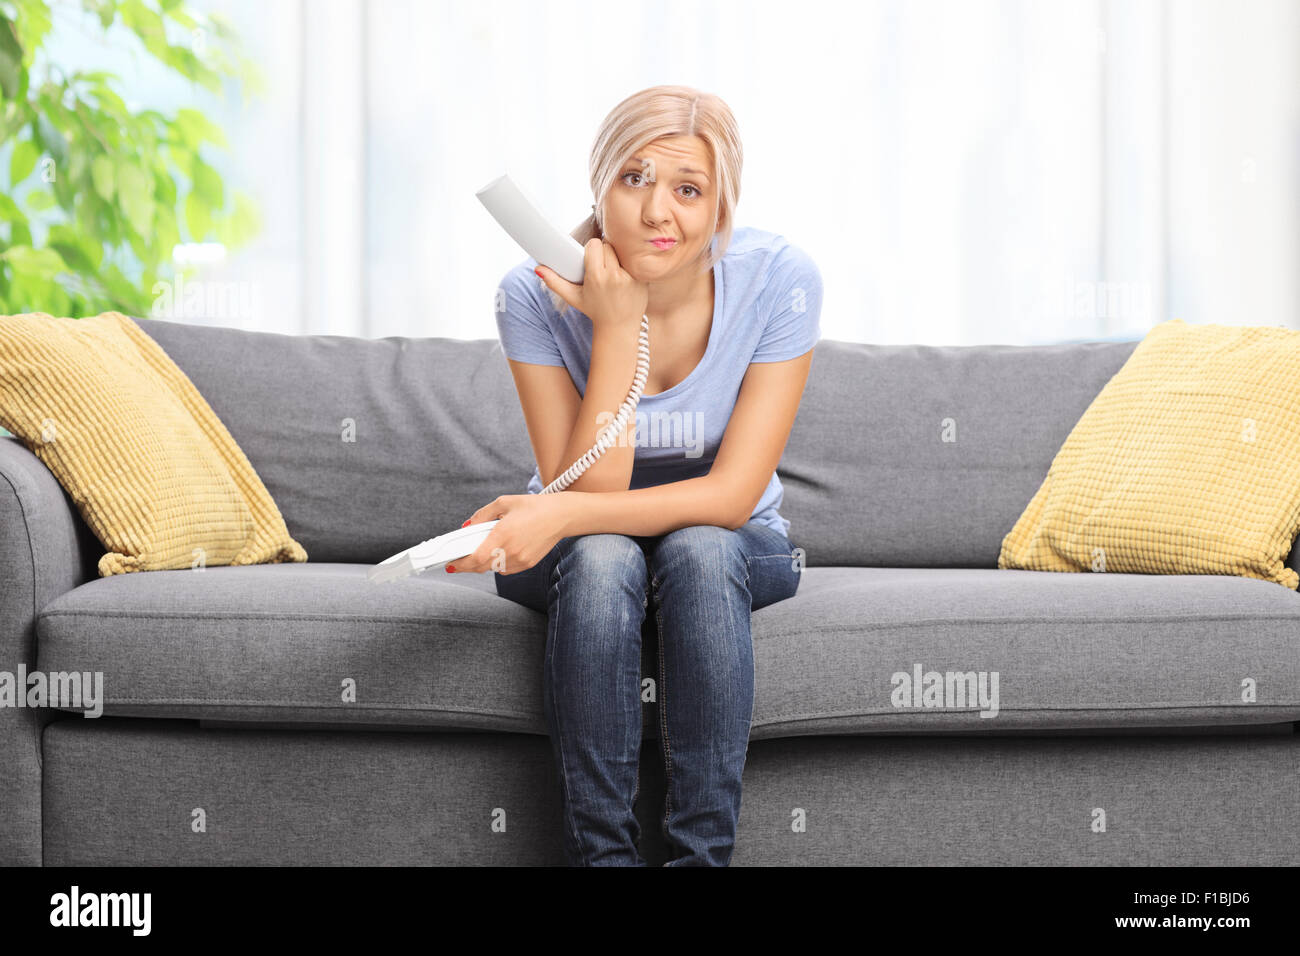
[475,173,587,284]
[367,172,651,583]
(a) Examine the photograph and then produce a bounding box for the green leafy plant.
[0,0,263,318]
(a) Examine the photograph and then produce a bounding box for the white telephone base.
[367,520,501,583]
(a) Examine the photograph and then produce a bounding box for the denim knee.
[551,533,650,616]
[650,525,746,588]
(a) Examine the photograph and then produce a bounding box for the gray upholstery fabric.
[746,566,1300,736]
[36,562,1300,732]
[37,561,659,736]
[781,339,1132,566]
[131,317,1300,576]
[0,438,100,865]
[42,717,1299,865]
[134,317,537,565]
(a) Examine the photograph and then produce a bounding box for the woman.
[448,85,822,866]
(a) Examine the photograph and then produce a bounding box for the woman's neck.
[645,259,713,321]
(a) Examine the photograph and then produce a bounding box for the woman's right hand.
[535,237,649,331]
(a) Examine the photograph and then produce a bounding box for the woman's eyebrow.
[628,157,710,180]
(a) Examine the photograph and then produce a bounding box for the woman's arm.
[504,315,645,494]
[556,349,816,537]
[551,316,644,491]
[511,242,650,494]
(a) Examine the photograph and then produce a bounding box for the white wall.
[45,0,1300,344]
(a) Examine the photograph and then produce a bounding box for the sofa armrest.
[0,436,100,864]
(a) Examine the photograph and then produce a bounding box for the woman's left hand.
[446,492,574,575]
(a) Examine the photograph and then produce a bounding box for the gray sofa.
[2,316,1297,866]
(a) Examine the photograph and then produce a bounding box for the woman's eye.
[621,172,701,198]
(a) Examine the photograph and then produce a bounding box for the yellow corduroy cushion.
[0,310,307,576]
[999,318,1300,589]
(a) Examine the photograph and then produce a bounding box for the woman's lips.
[650,238,677,249]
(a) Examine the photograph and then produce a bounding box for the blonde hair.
[541,84,743,317]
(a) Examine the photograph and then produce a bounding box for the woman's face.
[600,135,720,282]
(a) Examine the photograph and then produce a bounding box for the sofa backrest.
[134,317,1300,574]
[136,317,535,565]
[781,337,1139,567]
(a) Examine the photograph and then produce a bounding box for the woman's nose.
[643,185,672,217]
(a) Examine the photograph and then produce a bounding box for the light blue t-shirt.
[493,225,823,540]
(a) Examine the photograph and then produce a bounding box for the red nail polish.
[462,519,471,527]
[534,267,543,278]
[446,565,456,573]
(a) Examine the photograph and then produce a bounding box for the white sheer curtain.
[170,0,1300,344]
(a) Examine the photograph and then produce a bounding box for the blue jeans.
[494,519,802,866]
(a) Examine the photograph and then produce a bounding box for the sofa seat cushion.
[35,563,1300,737]
[746,567,1300,738]
[35,562,659,735]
